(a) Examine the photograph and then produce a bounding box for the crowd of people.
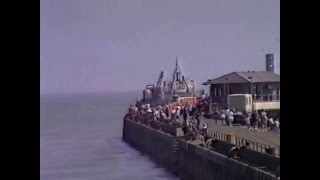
[127,97,280,135]
[209,107,280,132]
[127,101,205,130]
[125,99,279,174]
[125,100,252,159]
[125,101,282,179]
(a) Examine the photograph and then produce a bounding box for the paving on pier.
[203,119,280,148]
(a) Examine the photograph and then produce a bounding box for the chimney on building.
[266,54,275,73]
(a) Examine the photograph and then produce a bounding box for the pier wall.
[212,140,280,172]
[123,120,278,180]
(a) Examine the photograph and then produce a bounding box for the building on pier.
[203,71,280,108]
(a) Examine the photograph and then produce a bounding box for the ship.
[141,58,198,106]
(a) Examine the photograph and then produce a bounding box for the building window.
[218,88,222,97]
[214,88,217,97]
[247,97,252,105]
[223,84,228,96]
[276,87,280,100]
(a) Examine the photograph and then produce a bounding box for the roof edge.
[234,72,251,83]
[202,72,245,85]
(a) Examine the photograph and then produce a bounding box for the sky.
[41,0,280,95]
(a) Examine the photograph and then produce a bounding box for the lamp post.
[225,78,229,95]
[225,78,229,107]
[248,77,254,112]
[206,84,212,115]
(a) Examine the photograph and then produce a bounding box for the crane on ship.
[154,71,164,100]
[143,71,165,103]
[142,57,196,105]
[169,57,191,96]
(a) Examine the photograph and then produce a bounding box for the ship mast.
[170,57,190,95]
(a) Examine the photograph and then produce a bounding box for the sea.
[40,92,178,180]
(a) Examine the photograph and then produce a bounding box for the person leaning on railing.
[227,142,250,159]
[204,138,218,151]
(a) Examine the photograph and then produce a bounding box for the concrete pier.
[204,119,280,156]
[123,119,279,180]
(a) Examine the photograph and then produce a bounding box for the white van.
[227,94,253,113]
[227,94,280,113]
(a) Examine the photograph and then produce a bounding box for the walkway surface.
[203,119,280,148]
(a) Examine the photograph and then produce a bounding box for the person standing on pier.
[228,110,234,127]
[261,109,268,132]
[267,115,275,131]
[164,106,170,120]
[213,109,219,125]
[195,108,201,129]
[182,106,188,124]
[171,108,176,121]
[176,105,182,123]
[145,104,153,125]
[274,118,280,131]
[244,112,251,131]
[153,107,160,121]
[202,123,208,136]
[257,110,262,130]
[225,108,230,125]
[220,109,226,125]
[190,105,196,119]
[250,112,258,131]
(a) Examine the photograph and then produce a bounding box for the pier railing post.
[226,133,236,144]
[266,147,276,156]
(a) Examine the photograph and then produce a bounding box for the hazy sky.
[41,0,280,94]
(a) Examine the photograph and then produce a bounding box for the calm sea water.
[40,92,178,180]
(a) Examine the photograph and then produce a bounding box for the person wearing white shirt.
[268,116,275,130]
[274,119,280,131]
[153,109,160,121]
[171,108,176,121]
[220,110,226,125]
[225,108,230,125]
[244,112,251,131]
[261,110,268,132]
[228,111,234,127]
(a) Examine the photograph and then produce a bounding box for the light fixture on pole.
[206,83,212,115]
[248,77,254,112]
[225,78,229,95]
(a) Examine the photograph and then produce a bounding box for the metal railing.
[207,130,280,157]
